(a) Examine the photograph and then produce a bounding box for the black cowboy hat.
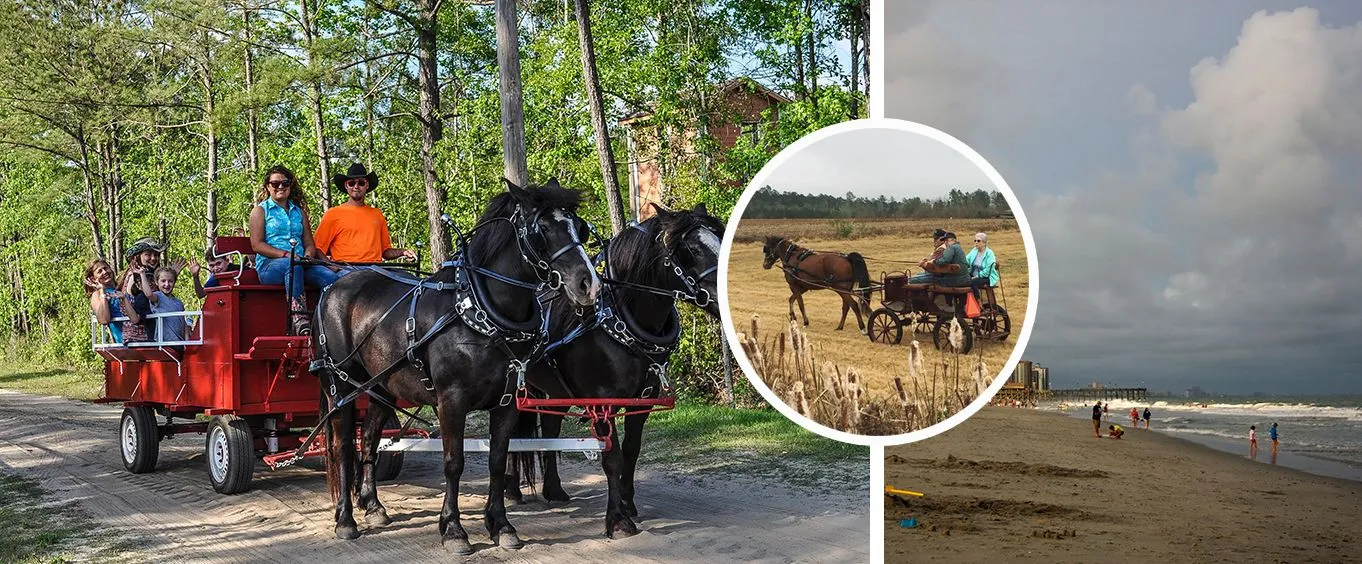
[932,228,948,240]
[331,162,379,192]
[125,237,167,259]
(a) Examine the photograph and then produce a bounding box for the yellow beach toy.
[885,485,924,497]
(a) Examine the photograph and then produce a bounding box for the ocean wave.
[1047,399,1362,421]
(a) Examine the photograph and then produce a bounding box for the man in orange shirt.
[314,163,417,265]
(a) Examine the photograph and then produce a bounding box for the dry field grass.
[725,218,1032,435]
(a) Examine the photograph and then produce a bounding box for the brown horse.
[762,236,872,332]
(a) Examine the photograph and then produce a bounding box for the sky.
[884,1,1362,394]
[761,127,994,199]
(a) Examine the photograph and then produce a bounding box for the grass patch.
[0,473,137,563]
[0,363,102,401]
[642,401,865,463]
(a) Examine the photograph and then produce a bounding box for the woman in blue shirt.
[965,232,1000,297]
[249,165,339,334]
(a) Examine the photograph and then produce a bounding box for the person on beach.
[1270,423,1279,452]
[1143,407,1152,429]
[1108,424,1125,439]
[312,163,417,265]
[1249,425,1258,456]
[1092,403,1103,438]
[1130,407,1139,426]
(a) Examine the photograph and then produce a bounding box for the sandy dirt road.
[0,390,868,563]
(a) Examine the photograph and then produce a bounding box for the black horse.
[505,203,724,537]
[313,180,600,553]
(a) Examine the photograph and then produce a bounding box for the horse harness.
[776,239,848,286]
[286,204,589,468]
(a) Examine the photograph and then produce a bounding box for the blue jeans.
[256,256,340,298]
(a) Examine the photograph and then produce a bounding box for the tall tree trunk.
[78,137,106,259]
[573,0,624,235]
[204,60,219,248]
[848,5,859,119]
[309,84,331,209]
[243,7,259,175]
[362,6,376,168]
[496,0,529,188]
[861,0,869,100]
[793,38,805,100]
[417,0,450,263]
[301,0,331,208]
[805,0,817,112]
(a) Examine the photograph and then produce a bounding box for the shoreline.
[1051,408,1362,483]
[886,407,1362,562]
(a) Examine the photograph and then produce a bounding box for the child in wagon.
[139,263,188,352]
[189,244,242,299]
[84,258,142,345]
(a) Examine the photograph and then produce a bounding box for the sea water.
[1048,396,1362,482]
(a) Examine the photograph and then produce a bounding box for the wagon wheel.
[975,305,1011,341]
[120,406,160,474]
[867,309,904,344]
[375,416,405,482]
[931,316,975,354]
[206,415,255,495]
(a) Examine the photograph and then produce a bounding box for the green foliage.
[746,185,1009,219]
[0,0,868,406]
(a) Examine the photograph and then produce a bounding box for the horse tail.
[509,411,539,498]
[847,252,871,300]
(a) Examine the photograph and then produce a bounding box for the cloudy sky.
[885,1,1362,394]
[762,127,994,199]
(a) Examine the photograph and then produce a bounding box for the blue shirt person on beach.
[1270,423,1279,450]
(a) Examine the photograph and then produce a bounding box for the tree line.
[743,185,1010,219]
[0,0,869,405]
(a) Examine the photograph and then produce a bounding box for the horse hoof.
[364,508,391,527]
[545,487,571,503]
[335,524,361,541]
[498,531,524,550]
[442,536,474,555]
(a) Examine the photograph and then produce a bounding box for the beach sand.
[885,407,1362,562]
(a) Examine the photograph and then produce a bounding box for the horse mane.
[467,183,583,267]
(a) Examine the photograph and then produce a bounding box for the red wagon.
[95,237,609,494]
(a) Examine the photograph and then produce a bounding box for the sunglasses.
[974,239,983,242]
[345,179,368,188]
[267,180,293,188]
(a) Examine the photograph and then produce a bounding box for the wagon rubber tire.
[932,316,975,355]
[206,415,255,495]
[375,417,405,482]
[120,406,160,474]
[867,309,903,345]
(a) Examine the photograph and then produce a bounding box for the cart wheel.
[976,305,1011,341]
[120,406,160,474]
[206,415,255,495]
[375,417,405,482]
[932,316,975,354]
[867,309,903,345]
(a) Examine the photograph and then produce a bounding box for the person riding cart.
[909,229,970,286]
[313,162,417,265]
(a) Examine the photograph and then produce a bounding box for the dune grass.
[0,473,138,563]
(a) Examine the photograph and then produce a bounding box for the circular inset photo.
[719,119,1038,445]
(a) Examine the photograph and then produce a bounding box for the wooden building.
[620,78,791,221]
